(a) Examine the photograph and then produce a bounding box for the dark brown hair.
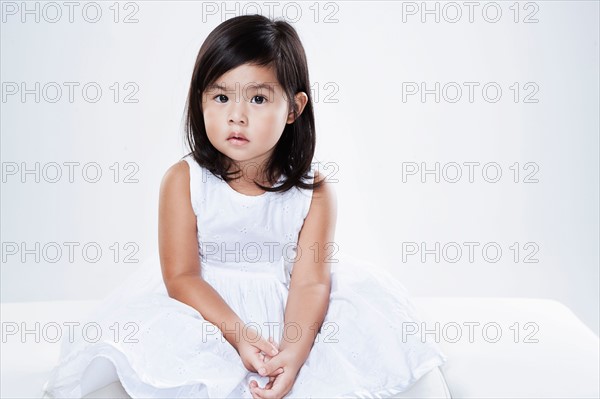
[183,14,323,193]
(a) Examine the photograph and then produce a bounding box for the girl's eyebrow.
[205,83,276,93]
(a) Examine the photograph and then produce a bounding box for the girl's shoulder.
[160,156,209,217]
[160,155,209,198]
[307,169,336,210]
[164,154,201,181]
[157,159,197,229]
[159,159,192,199]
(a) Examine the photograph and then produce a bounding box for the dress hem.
[43,353,448,399]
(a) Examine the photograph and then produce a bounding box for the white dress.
[42,154,448,398]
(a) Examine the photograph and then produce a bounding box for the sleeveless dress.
[42,154,448,398]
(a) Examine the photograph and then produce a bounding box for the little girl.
[43,14,447,398]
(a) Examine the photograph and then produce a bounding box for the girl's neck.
[228,161,278,186]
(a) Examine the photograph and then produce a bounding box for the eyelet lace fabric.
[42,155,447,398]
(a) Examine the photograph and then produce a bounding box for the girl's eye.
[214,94,228,103]
[251,95,267,105]
[213,94,267,104]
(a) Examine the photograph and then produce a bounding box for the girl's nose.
[228,101,248,125]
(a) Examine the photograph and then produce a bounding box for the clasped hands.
[237,329,302,399]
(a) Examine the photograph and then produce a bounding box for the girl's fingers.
[263,375,274,390]
[267,336,279,352]
[251,373,279,397]
[251,385,266,399]
[260,337,279,365]
[250,388,261,399]
[250,380,268,399]
[249,381,259,399]
[258,351,283,377]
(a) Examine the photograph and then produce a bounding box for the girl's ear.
[286,92,309,124]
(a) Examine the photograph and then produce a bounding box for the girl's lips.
[227,137,249,146]
[228,132,248,140]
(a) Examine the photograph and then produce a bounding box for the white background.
[1,1,599,335]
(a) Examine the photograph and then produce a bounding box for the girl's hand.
[236,328,282,376]
[249,347,304,399]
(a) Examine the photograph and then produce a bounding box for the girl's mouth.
[228,137,249,145]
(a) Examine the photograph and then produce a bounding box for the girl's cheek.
[203,109,218,126]
[203,106,215,118]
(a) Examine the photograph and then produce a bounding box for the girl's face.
[202,63,299,176]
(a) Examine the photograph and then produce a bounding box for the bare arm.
[279,170,337,364]
[158,160,246,351]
